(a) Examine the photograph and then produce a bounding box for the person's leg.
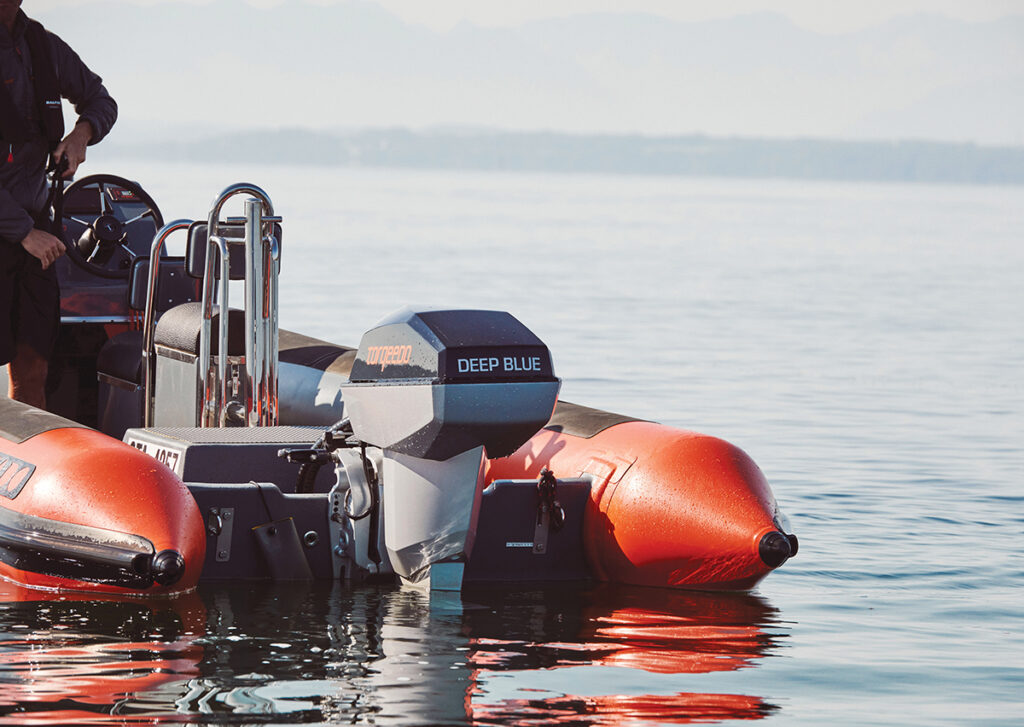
[7,252,60,409]
[8,343,48,408]
[1,259,15,391]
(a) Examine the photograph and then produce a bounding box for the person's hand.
[21,228,65,270]
[52,121,94,178]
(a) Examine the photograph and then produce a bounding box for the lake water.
[2,161,1022,725]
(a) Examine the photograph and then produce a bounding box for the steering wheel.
[61,174,164,279]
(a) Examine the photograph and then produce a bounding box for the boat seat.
[95,299,356,436]
[95,304,248,392]
[152,302,248,357]
[150,303,355,375]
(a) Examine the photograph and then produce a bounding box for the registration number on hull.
[126,438,184,475]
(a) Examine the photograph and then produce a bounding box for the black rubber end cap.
[150,549,186,586]
[758,531,792,568]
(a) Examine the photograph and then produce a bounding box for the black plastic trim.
[544,400,646,439]
[0,398,88,444]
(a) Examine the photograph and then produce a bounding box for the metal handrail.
[196,183,281,427]
[142,218,193,427]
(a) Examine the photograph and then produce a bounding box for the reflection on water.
[463,588,781,725]
[0,581,786,725]
[0,584,205,725]
[471,693,774,726]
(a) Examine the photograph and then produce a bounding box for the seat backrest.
[185,220,283,280]
[128,256,198,312]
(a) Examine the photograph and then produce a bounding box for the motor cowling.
[341,307,560,461]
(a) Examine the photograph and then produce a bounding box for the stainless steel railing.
[142,218,193,427]
[197,183,281,427]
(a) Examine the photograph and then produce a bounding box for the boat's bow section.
[0,399,204,594]
[487,402,797,590]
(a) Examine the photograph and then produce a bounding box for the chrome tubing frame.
[142,218,194,427]
[197,183,281,427]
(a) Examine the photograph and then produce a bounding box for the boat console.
[47,174,171,426]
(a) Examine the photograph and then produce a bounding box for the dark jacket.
[0,9,117,248]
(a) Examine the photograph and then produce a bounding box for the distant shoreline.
[105,129,1024,186]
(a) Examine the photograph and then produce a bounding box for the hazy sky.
[373,0,1024,32]
[28,0,1024,145]
[31,0,1024,31]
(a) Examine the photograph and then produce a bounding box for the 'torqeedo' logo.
[365,344,413,370]
[0,452,36,500]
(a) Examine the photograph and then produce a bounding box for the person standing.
[0,0,117,408]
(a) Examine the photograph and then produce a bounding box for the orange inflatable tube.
[486,402,797,590]
[0,399,204,595]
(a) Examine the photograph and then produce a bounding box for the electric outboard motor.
[340,307,560,586]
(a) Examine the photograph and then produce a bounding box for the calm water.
[2,161,1022,726]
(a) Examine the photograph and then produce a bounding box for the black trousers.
[0,238,60,367]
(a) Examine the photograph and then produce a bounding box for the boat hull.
[1,397,792,593]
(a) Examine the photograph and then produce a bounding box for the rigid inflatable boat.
[0,178,797,596]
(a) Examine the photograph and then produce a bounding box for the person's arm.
[19,227,65,269]
[47,31,117,177]
[51,119,92,178]
[0,189,64,269]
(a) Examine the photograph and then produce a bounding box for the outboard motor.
[340,307,560,587]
